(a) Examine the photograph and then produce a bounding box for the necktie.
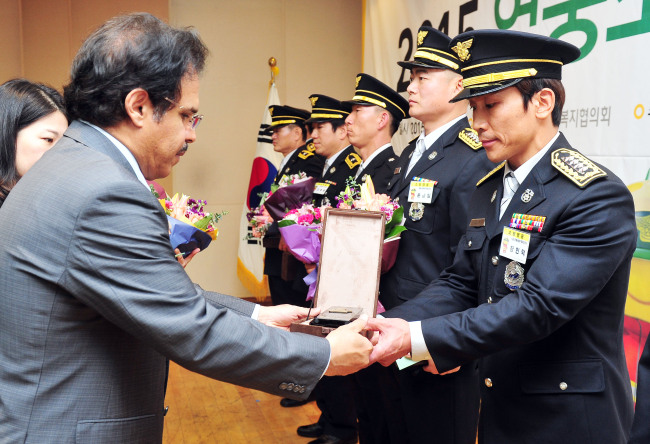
[406,138,426,176]
[499,172,519,219]
[322,160,330,178]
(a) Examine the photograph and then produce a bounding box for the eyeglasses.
[164,97,203,129]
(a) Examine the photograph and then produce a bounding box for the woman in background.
[0,78,68,207]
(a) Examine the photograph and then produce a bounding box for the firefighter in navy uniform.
[370,30,635,444]
[343,73,409,194]
[263,105,325,310]
[306,94,361,208]
[368,26,496,444]
[293,95,362,444]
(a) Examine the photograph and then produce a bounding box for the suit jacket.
[0,121,330,443]
[630,335,650,443]
[357,145,397,195]
[313,145,361,207]
[381,118,494,310]
[388,133,635,443]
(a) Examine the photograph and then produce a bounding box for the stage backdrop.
[363,0,650,398]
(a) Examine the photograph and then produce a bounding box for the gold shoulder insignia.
[417,30,428,46]
[297,149,314,160]
[310,96,318,107]
[345,153,362,169]
[551,148,607,188]
[476,161,506,187]
[451,38,473,62]
[459,128,482,150]
[306,142,316,152]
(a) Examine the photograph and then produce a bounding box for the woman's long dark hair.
[0,79,65,206]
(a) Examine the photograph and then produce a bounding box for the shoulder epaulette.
[476,161,505,186]
[551,148,607,188]
[345,152,362,169]
[306,142,316,152]
[459,128,482,150]
[297,149,315,160]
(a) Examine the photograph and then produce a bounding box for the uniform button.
[487,297,493,304]
[286,383,294,391]
[467,240,473,247]
[559,382,568,391]
[484,378,493,387]
[491,256,499,266]
[299,387,306,394]
[293,386,301,393]
[279,382,288,390]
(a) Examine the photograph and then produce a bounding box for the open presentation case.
[290,208,385,337]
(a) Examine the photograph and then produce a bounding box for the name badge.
[499,227,530,264]
[408,177,437,203]
[314,182,330,195]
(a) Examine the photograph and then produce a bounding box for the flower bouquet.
[277,203,327,300]
[336,177,406,274]
[155,191,227,257]
[245,192,274,240]
[263,172,316,221]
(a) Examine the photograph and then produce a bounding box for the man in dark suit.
[263,105,326,309]
[0,14,372,443]
[295,94,362,444]
[307,94,361,208]
[630,335,650,443]
[369,30,635,444]
[343,73,409,194]
[373,27,495,444]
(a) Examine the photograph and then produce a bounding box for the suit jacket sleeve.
[61,178,329,397]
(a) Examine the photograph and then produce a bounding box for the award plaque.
[290,208,385,337]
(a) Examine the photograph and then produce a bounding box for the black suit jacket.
[313,145,361,207]
[357,145,398,195]
[381,117,494,310]
[388,134,636,443]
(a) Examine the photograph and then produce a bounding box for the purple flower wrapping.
[264,177,316,221]
[278,223,321,264]
[167,215,212,257]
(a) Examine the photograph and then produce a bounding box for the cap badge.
[521,189,534,203]
[355,76,361,88]
[310,96,318,107]
[451,38,473,62]
[504,261,524,291]
[428,151,438,161]
[417,30,428,46]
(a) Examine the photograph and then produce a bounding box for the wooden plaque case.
[290,208,385,337]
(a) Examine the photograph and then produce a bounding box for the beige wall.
[172,0,362,298]
[1,0,362,299]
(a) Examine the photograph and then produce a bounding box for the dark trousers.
[314,375,358,440]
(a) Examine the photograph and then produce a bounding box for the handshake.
[258,304,426,376]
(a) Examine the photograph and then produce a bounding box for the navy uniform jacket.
[313,145,361,207]
[388,133,635,444]
[264,143,325,278]
[381,117,494,310]
[358,146,398,194]
[630,335,650,443]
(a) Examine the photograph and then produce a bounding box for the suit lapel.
[487,137,563,239]
[64,120,137,179]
